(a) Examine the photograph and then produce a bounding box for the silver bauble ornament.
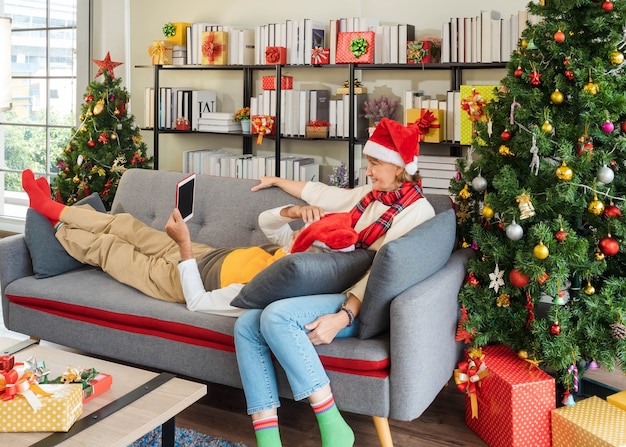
[506,220,524,241]
[597,165,615,184]
[472,175,488,192]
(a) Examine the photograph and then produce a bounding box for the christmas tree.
[52,53,153,209]
[449,0,626,398]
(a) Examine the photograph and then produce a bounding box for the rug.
[128,425,249,447]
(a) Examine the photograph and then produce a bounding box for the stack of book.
[197,112,240,133]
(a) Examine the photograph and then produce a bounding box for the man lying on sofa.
[21,169,360,317]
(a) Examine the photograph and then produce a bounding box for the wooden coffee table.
[0,337,207,446]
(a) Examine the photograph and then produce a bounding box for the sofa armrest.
[0,234,34,314]
[388,248,473,421]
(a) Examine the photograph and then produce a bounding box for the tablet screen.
[176,173,196,222]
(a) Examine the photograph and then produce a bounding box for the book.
[300,162,320,182]
[197,123,241,133]
[398,24,415,64]
[191,90,218,131]
[309,89,330,122]
[304,19,328,65]
[480,10,501,63]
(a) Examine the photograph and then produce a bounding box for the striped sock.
[253,415,282,447]
[311,394,355,447]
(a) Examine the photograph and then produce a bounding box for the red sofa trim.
[7,294,390,378]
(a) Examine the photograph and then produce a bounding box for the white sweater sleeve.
[178,259,246,317]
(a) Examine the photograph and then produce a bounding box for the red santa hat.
[363,117,420,175]
[291,213,358,253]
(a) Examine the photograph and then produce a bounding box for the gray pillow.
[358,208,457,339]
[24,193,106,279]
[230,249,376,309]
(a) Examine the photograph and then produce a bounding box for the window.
[0,0,87,232]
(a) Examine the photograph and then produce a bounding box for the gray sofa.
[0,168,471,446]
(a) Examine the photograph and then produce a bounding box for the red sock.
[35,176,51,195]
[22,169,66,223]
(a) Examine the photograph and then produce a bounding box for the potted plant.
[362,95,399,131]
[233,107,251,133]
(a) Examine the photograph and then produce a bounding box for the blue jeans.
[234,293,359,415]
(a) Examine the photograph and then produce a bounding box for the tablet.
[176,173,196,222]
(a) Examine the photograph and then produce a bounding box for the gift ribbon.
[414,109,439,135]
[202,33,225,63]
[454,358,488,419]
[253,116,275,144]
[265,47,283,64]
[1,365,52,412]
[312,47,329,64]
[148,41,168,64]
[350,37,368,58]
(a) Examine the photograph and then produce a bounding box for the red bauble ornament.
[87,139,95,147]
[555,229,568,242]
[501,129,512,141]
[621,121,626,133]
[85,94,94,103]
[599,236,619,256]
[550,323,561,335]
[604,205,622,219]
[603,1,614,12]
[554,31,565,43]
[565,69,574,81]
[514,67,523,78]
[509,269,530,288]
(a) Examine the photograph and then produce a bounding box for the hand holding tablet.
[176,173,196,222]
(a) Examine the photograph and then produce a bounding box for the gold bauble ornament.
[555,161,573,181]
[584,281,595,296]
[111,133,117,140]
[80,125,87,133]
[550,89,564,104]
[459,184,472,200]
[594,250,605,261]
[521,39,528,49]
[587,194,604,215]
[533,242,549,260]
[518,350,529,360]
[541,120,553,134]
[583,80,599,95]
[482,204,494,219]
[610,50,624,66]
[72,175,80,184]
[86,110,93,117]
[93,99,105,115]
[499,145,514,156]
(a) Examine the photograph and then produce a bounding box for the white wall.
[115,0,530,171]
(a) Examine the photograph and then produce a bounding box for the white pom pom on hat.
[363,117,420,174]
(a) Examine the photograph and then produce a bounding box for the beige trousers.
[55,206,213,303]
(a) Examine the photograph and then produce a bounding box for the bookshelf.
[141,61,506,186]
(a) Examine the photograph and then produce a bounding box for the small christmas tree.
[449,0,626,398]
[52,52,153,209]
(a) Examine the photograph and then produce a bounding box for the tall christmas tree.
[450,0,626,397]
[52,52,153,209]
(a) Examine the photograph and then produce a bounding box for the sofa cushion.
[24,193,106,279]
[230,249,376,309]
[358,208,457,339]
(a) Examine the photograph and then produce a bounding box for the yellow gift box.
[201,31,228,65]
[551,395,626,447]
[0,384,83,432]
[406,108,444,143]
[166,22,191,46]
[608,390,626,412]
[148,40,173,65]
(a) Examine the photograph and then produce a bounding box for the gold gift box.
[608,390,626,412]
[148,40,173,65]
[406,108,444,143]
[201,31,228,65]
[336,87,367,95]
[306,126,329,139]
[0,384,83,432]
[166,22,191,47]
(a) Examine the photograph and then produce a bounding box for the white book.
[262,90,271,116]
[510,13,519,53]
[328,99,337,138]
[465,18,473,64]
[191,90,218,131]
[198,123,241,133]
[446,90,455,142]
[144,87,154,128]
[297,19,306,64]
[265,155,276,177]
[457,18,465,63]
[300,162,320,182]
[518,9,528,41]
[304,19,327,66]
[450,19,458,63]
[225,26,240,65]
[501,17,511,62]
[329,19,339,64]
[286,19,295,65]
[293,157,315,181]
[374,25,384,64]
[336,99,344,138]
[298,90,310,136]
[381,25,391,64]
[441,21,451,63]
[481,10,501,63]
[471,17,478,63]
[197,117,233,126]
[389,24,399,64]
[239,29,255,65]
[290,89,300,137]
[491,17,502,62]
[453,90,461,143]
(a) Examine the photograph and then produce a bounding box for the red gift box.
[336,31,375,64]
[261,75,293,90]
[407,40,432,64]
[82,373,112,403]
[461,345,555,447]
[265,46,287,65]
[312,47,330,65]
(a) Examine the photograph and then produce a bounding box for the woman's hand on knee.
[304,314,345,345]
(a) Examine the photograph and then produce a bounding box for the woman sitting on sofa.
[234,117,435,447]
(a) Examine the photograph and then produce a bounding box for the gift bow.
[148,41,168,63]
[265,47,283,64]
[253,116,275,144]
[350,37,368,58]
[202,33,225,62]
[312,47,329,64]
[413,109,439,140]
[407,41,428,62]
[454,358,489,419]
[1,364,53,412]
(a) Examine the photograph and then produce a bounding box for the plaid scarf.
[350,182,424,249]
